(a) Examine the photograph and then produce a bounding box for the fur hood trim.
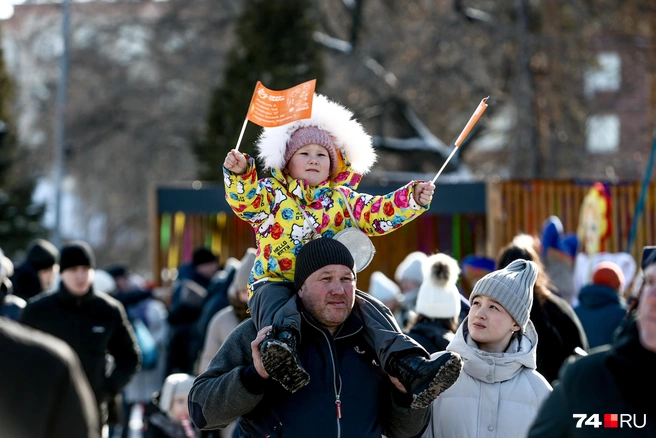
[255,94,377,174]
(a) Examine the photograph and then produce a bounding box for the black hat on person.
[192,247,219,267]
[106,264,128,279]
[294,238,355,291]
[26,239,58,271]
[59,241,95,273]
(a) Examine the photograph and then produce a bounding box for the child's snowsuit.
[223,94,432,365]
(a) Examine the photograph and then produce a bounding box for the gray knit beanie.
[469,259,537,333]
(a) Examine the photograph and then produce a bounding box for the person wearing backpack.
[110,265,170,438]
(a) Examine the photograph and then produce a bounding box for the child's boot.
[387,351,463,409]
[260,328,310,393]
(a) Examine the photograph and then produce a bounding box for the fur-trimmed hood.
[255,94,377,175]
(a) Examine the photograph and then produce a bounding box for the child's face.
[169,395,190,421]
[468,295,520,353]
[286,144,331,186]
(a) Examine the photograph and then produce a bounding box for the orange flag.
[246,79,316,128]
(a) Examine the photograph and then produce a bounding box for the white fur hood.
[255,94,377,175]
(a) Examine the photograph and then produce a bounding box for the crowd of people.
[0,238,258,438]
[0,227,654,437]
[0,91,654,438]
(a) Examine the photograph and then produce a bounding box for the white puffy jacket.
[423,317,552,438]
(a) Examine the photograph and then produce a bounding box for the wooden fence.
[152,209,487,290]
[487,180,656,265]
[152,179,656,288]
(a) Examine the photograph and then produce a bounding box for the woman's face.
[468,295,520,353]
[638,263,656,352]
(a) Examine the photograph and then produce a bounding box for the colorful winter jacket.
[223,154,429,291]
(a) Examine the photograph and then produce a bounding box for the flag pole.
[431,147,459,184]
[432,97,489,184]
[234,118,249,151]
[626,127,656,253]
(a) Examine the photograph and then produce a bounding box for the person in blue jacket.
[574,261,628,348]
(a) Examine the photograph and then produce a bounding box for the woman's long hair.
[496,235,552,304]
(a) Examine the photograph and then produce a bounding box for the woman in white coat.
[423,259,552,438]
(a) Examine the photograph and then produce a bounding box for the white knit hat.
[92,270,116,293]
[368,271,401,303]
[415,253,462,319]
[394,251,427,286]
[470,259,537,334]
[159,373,195,419]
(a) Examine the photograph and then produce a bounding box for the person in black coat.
[11,238,59,301]
[167,247,221,375]
[528,245,656,437]
[189,239,438,437]
[407,253,462,354]
[21,240,141,432]
[0,316,100,438]
[497,235,589,383]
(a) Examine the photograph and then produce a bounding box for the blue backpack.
[129,304,159,370]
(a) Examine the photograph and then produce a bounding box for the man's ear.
[297,286,304,298]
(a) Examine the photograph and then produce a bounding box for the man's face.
[196,261,220,280]
[298,264,355,333]
[638,263,656,352]
[115,275,131,292]
[237,287,249,304]
[37,265,58,290]
[61,266,94,296]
